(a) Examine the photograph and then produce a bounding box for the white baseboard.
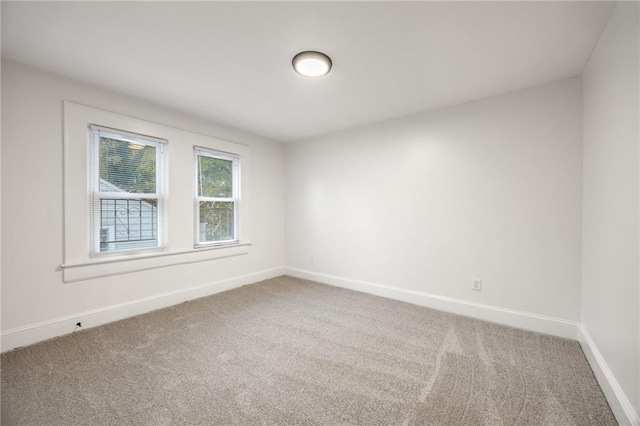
[579,325,640,426]
[285,267,580,340]
[5,266,633,424]
[1,266,285,353]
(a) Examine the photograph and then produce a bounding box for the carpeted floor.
[1,275,616,425]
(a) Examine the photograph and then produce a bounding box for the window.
[64,102,250,282]
[195,148,239,246]
[88,126,166,254]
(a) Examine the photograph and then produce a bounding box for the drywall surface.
[582,2,640,417]
[286,79,583,322]
[1,60,285,336]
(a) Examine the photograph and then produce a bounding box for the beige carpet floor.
[2,276,615,425]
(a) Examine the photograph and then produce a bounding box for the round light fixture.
[292,51,332,78]
[128,142,145,150]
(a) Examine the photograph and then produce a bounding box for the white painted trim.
[579,325,640,426]
[285,267,580,340]
[1,267,284,353]
[62,243,252,283]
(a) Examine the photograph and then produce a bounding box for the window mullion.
[98,192,160,200]
[197,197,233,203]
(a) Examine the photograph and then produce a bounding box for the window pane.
[199,201,234,242]
[100,198,157,252]
[198,155,233,198]
[100,137,156,193]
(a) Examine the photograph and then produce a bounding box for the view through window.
[195,148,239,245]
[89,127,165,253]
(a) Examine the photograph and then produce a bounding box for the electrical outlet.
[472,278,482,291]
[309,255,315,263]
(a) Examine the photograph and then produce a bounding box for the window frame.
[88,125,167,256]
[193,147,240,247]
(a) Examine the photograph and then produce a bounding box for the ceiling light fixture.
[292,51,332,78]
[128,142,145,150]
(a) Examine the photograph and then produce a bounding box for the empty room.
[1,1,638,425]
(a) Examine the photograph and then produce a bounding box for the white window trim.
[194,147,240,248]
[88,126,167,256]
[62,101,251,283]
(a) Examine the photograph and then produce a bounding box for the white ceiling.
[2,2,614,142]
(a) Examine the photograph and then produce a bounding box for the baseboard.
[285,267,580,340]
[1,266,285,353]
[579,325,640,426]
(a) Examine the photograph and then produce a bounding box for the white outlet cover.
[472,279,482,291]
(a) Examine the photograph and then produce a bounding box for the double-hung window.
[195,148,239,246]
[88,126,166,254]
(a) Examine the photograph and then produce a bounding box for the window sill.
[89,246,169,260]
[61,242,251,283]
[194,240,240,249]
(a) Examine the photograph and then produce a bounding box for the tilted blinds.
[88,126,166,254]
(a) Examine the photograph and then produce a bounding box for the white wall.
[581,2,640,422]
[286,79,583,325]
[1,9,637,419]
[1,60,285,347]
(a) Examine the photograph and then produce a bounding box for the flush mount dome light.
[292,51,332,77]
[128,142,145,150]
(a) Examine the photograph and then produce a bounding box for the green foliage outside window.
[99,137,156,194]
[198,156,232,198]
